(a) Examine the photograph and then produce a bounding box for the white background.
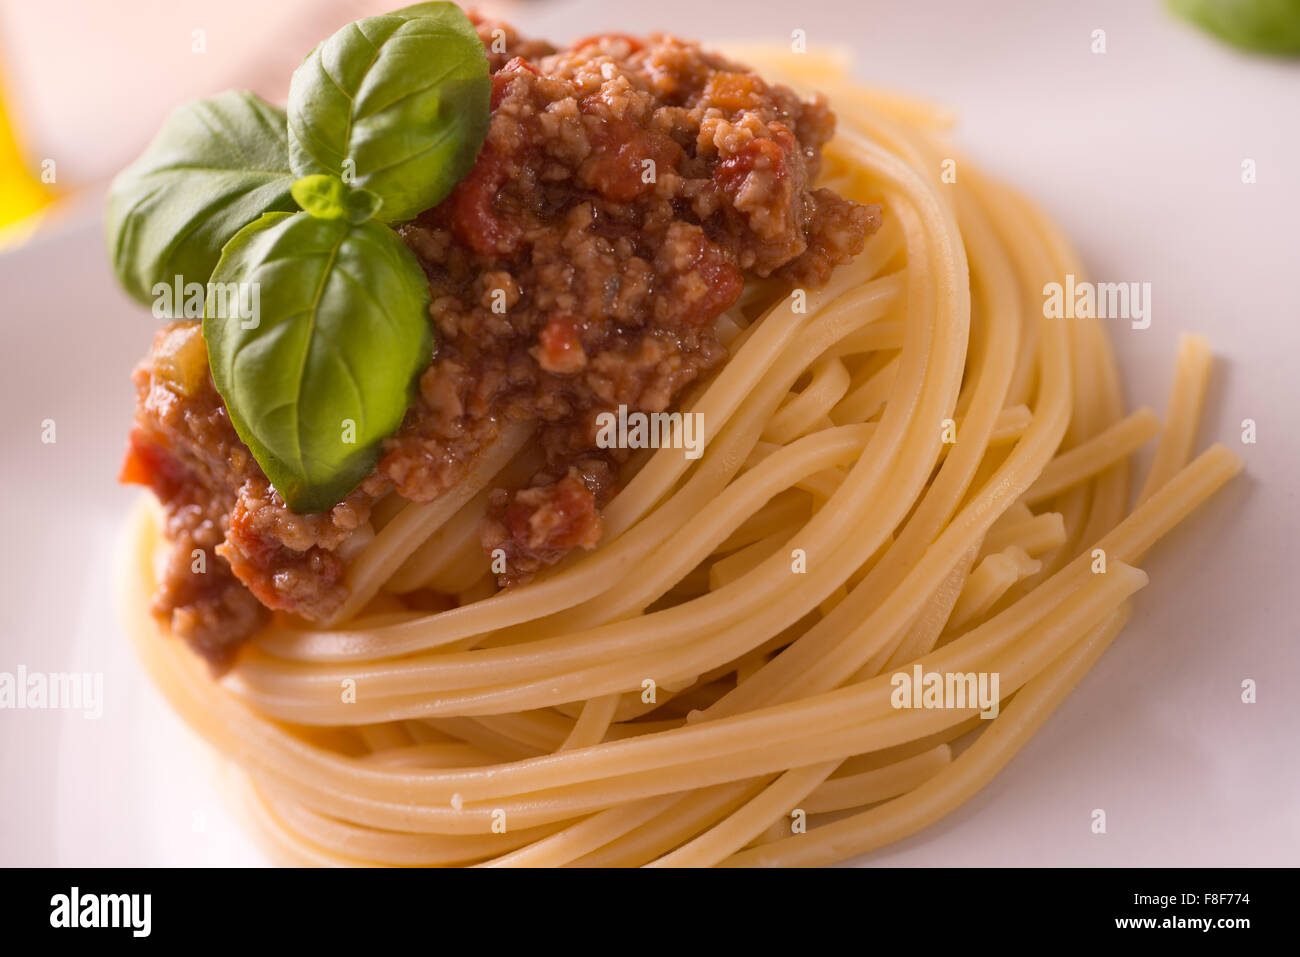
[0,0,1296,865]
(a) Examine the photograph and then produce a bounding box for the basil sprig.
[106,2,490,513]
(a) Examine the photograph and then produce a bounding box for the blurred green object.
[1168,0,1300,54]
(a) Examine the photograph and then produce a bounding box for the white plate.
[2,0,1297,866]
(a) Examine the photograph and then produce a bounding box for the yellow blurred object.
[0,58,57,249]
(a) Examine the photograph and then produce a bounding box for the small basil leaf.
[287,1,490,223]
[345,187,384,224]
[1168,0,1300,54]
[204,212,433,513]
[291,175,385,224]
[106,91,297,307]
[291,174,348,219]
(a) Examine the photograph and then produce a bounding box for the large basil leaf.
[287,1,490,223]
[1168,0,1300,54]
[204,211,432,513]
[106,91,297,306]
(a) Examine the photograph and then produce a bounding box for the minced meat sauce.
[121,16,881,670]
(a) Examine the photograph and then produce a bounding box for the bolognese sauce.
[121,16,881,669]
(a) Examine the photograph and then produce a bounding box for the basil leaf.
[106,91,297,306]
[291,174,384,224]
[204,211,432,513]
[291,174,349,219]
[287,1,490,223]
[1168,0,1300,54]
[344,187,385,224]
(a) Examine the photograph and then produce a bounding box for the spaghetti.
[117,48,1241,867]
